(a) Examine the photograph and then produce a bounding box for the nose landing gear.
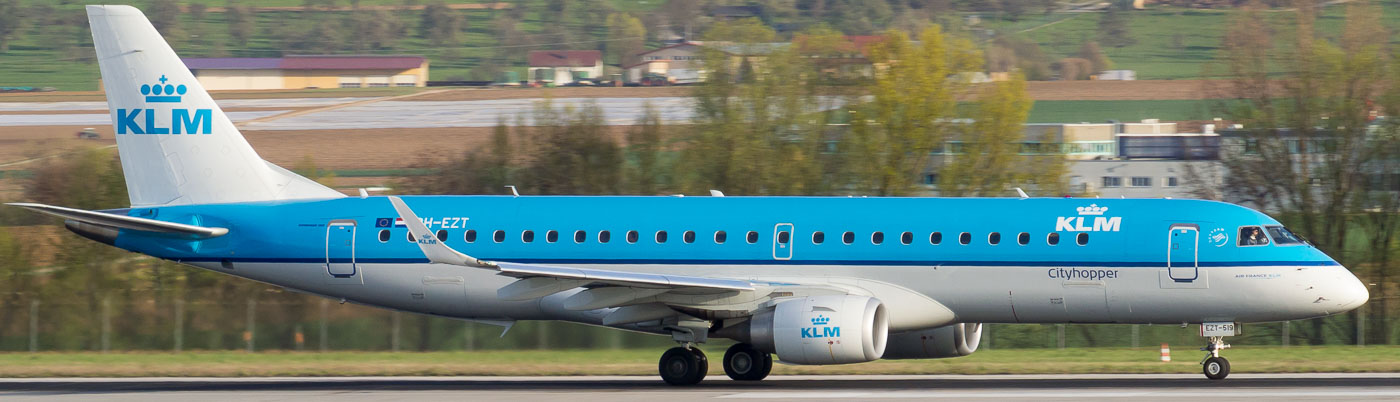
[1200,336,1232,380]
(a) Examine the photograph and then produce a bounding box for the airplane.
[8,5,1369,385]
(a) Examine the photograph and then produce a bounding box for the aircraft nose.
[1335,267,1370,312]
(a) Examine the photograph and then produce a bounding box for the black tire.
[724,343,773,381]
[1203,356,1230,380]
[692,347,709,382]
[659,347,704,386]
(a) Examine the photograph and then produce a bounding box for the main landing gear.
[1200,336,1232,380]
[722,343,773,381]
[659,345,708,385]
[657,343,773,385]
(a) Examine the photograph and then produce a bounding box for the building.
[624,43,706,84]
[182,55,429,90]
[527,50,604,85]
[921,119,1224,199]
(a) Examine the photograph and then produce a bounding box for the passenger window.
[714,231,727,244]
[871,232,884,245]
[626,230,639,243]
[812,231,825,244]
[900,232,913,245]
[655,230,668,243]
[958,232,971,245]
[778,231,790,243]
[378,229,390,243]
[746,231,759,244]
[684,230,696,243]
[546,230,559,243]
[988,232,1000,245]
[1266,225,1304,245]
[1017,232,1030,245]
[842,231,855,244]
[598,230,611,243]
[1076,232,1089,246]
[574,230,586,243]
[1238,226,1269,246]
[1047,233,1060,245]
[493,230,505,243]
[407,231,415,242]
[464,229,477,243]
[522,230,535,243]
[436,230,448,242]
[929,232,942,245]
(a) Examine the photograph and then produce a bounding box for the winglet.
[387,196,495,268]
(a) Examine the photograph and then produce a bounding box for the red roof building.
[526,50,604,84]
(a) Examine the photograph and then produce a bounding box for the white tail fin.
[87,5,343,206]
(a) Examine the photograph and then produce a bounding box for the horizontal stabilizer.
[6,202,228,238]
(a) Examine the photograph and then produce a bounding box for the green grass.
[0,346,1395,377]
[983,6,1400,80]
[1026,99,1215,123]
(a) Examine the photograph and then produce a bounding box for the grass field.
[0,346,1395,377]
[4,2,1399,91]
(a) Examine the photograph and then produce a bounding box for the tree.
[624,104,669,195]
[938,73,1060,196]
[419,2,462,46]
[1055,57,1094,80]
[225,2,254,47]
[346,9,403,51]
[605,13,647,66]
[989,36,1051,80]
[0,0,20,53]
[148,0,182,38]
[188,3,208,20]
[1205,0,1398,345]
[1096,7,1136,48]
[1078,41,1112,74]
[847,26,983,196]
[681,19,836,196]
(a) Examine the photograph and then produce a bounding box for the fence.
[1,293,1393,353]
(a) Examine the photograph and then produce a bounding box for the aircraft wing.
[6,202,228,238]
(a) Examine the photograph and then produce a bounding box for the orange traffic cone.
[1160,343,1171,362]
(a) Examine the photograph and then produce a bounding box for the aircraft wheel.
[659,346,705,385]
[692,347,709,382]
[1203,356,1230,380]
[724,343,772,381]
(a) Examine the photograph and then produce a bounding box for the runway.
[2,373,1398,401]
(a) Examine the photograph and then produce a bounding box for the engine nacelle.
[881,323,982,359]
[724,295,888,365]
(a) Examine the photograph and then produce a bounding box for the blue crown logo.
[811,315,830,326]
[140,75,187,103]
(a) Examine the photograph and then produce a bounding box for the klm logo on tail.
[116,75,212,135]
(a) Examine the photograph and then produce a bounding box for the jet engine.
[719,295,888,365]
[881,323,982,359]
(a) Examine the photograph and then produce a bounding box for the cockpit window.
[1266,225,1305,245]
[1238,226,1269,247]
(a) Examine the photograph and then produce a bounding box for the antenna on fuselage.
[505,185,520,197]
[709,189,725,197]
[1013,187,1029,199]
